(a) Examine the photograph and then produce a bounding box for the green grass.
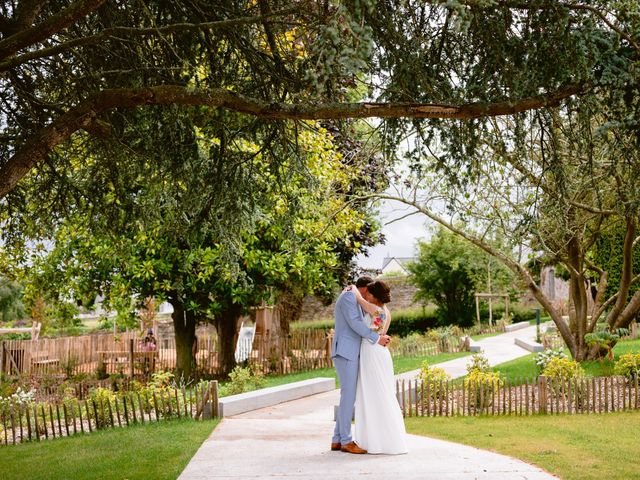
[470,332,502,341]
[488,338,640,381]
[0,419,218,480]
[528,315,552,325]
[405,411,640,480]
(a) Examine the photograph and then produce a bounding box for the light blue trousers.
[332,355,358,444]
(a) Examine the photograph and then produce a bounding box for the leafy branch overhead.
[1,0,638,199]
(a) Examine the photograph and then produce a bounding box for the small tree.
[409,227,509,327]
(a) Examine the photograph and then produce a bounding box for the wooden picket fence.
[397,375,640,417]
[0,380,219,446]
[0,328,333,379]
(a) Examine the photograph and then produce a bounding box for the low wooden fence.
[0,381,219,446]
[0,329,333,379]
[397,375,640,417]
[389,340,440,358]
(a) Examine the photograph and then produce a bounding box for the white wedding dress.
[354,312,408,454]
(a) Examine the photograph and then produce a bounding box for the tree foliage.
[16,116,381,377]
[409,227,511,327]
[2,0,638,200]
[0,277,25,323]
[380,99,640,360]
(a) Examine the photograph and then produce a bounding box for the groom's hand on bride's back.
[377,335,391,347]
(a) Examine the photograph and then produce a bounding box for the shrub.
[542,357,585,379]
[88,387,116,428]
[535,348,568,373]
[541,357,587,402]
[466,353,491,374]
[386,307,438,337]
[150,370,174,389]
[391,333,436,357]
[0,387,35,411]
[585,328,629,360]
[226,364,266,395]
[464,369,503,409]
[426,326,459,353]
[417,362,451,398]
[614,353,640,380]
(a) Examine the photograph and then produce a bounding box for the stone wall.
[298,276,421,323]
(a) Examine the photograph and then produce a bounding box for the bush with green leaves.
[535,348,568,374]
[542,357,585,380]
[464,369,503,409]
[466,353,491,374]
[0,386,35,413]
[226,364,266,396]
[584,328,630,360]
[464,353,502,409]
[88,387,117,428]
[541,356,587,402]
[417,361,451,398]
[390,332,434,357]
[614,353,640,380]
[427,325,459,353]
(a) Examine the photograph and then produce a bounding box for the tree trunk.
[170,299,197,381]
[276,291,304,335]
[213,303,243,377]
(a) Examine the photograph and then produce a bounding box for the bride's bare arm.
[346,285,379,316]
[381,307,392,335]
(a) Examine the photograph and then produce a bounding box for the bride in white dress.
[350,280,408,455]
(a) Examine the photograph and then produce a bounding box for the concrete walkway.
[179,327,556,480]
[397,324,541,381]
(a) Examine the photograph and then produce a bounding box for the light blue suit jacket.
[331,290,379,361]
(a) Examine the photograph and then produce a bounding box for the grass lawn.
[470,332,502,341]
[405,411,640,480]
[489,338,640,381]
[0,419,218,480]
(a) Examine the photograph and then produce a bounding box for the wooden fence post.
[538,376,547,414]
[0,341,4,375]
[128,339,134,378]
[211,381,219,418]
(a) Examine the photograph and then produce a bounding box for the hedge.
[291,303,541,336]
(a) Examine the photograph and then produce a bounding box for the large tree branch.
[0,0,106,61]
[615,289,640,329]
[365,192,576,352]
[0,83,583,199]
[0,7,299,71]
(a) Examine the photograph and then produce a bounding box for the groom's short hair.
[355,276,374,288]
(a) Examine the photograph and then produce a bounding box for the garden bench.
[31,355,60,372]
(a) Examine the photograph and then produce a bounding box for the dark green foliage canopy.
[0,277,25,323]
[409,227,491,327]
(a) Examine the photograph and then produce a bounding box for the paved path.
[179,327,556,480]
[397,324,541,381]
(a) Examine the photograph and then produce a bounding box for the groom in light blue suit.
[331,276,390,454]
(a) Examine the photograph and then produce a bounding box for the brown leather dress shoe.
[340,441,367,454]
[331,442,341,451]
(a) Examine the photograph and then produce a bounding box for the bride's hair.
[367,280,391,304]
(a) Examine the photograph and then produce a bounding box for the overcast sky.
[356,196,431,270]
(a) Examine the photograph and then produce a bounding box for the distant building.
[380,256,416,276]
